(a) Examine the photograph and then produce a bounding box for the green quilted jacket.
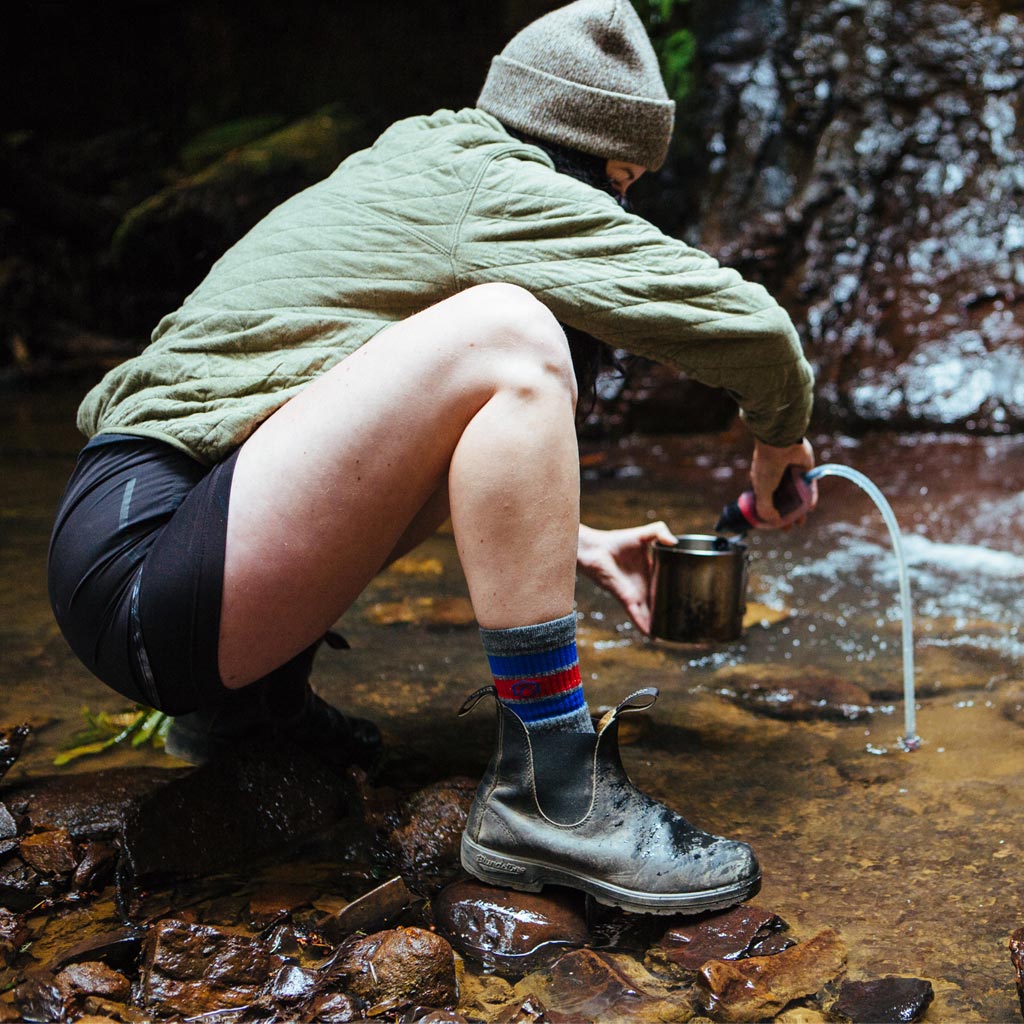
[79,108,814,464]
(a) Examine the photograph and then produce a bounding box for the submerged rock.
[696,933,847,1019]
[833,976,934,1022]
[492,993,588,1023]
[384,778,477,895]
[999,683,1024,728]
[512,948,691,1023]
[317,875,416,943]
[651,904,792,971]
[697,928,847,1022]
[326,926,458,1015]
[13,969,79,1023]
[364,596,477,628]
[140,918,271,1016]
[713,665,874,721]
[434,879,590,976]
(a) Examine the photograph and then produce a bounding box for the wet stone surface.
[697,928,848,1022]
[651,904,793,971]
[833,975,935,1023]
[140,918,272,1016]
[327,926,458,1015]
[433,879,590,976]
[383,777,477,896]
[712,665,875,721]
[19,828,76,875]
[1010,927,1024,1021]
[0,727,29,782]
[512,948,691,1023]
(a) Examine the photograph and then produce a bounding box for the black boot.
[165,635,381,770]
[459,686,760,915]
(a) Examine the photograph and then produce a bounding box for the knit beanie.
[477,0,675,171]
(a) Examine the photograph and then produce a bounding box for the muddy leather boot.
[459,686,760,915]
[165,634,381,770]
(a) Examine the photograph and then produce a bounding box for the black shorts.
[48,435,240,715]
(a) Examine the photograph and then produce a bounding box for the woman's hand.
[750,437,817,527]
[577,521,676,635]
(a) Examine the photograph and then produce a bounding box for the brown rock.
[833,976,934,1022]
[513,948,693,1023]
[298,990,365,1023]
[385,778,477,894]
[0,802,18,840]
[13,969,78,1022]
[1010,928,1024,1021]
[318,875,415,943]
[0,856,43,911]
[365,596,476,628]
[55,961,131,1002]
[491,994,589,1023]
[20,829,77,875]
[434,879,589,976]
[653,905,792,970]
[72,840,117,891]
[697,928,847,1022]
[0,908,28,967]
[713,665,874,721]
[51,926,143,973]
[329,926,458,1014]
[140,918,271,1016]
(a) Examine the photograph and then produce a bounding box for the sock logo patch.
[510,679,541,699]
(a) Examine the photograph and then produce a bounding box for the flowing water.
[3,384,1024,1021]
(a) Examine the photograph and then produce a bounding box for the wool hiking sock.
[480,612,594,734]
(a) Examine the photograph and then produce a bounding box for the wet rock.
[247,882,319,929]
[385,778,477,894]
[140,918,271,1016]
[327,926,458,1015]
[72,840,118,891]
[697,927,847,1022]
[267,963,319,1004]
[298,990,365,1023]
[51,926,144,973]
[55,961,131,1002]
[0,856,44,912]
[651,904,792,970]
[713,665,874,721]
[1010,927,1024,1021]
[434,879,590,976]
[13,968,78,1023]
[118,747,347,907]
[833,976,934,1022]
[491,994,588,1024]
[999,683,1024,728]
[512,948,692,1023]
[0,725,30,782]
[19,828,76,875]
[404,1011,472,1024]
[0,803,18,840]
[318,875,416,943]
[3,767,180,838]
[0,908,28,967]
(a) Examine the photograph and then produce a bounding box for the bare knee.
[455,283,577,405]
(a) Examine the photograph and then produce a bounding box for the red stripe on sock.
[495,664,582,703]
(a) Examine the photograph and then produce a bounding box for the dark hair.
[504,129,630,408]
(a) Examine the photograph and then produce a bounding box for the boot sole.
[461,834,761,916]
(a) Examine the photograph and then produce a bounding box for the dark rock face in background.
[3,0,1022,436]
[683,0,1024,434]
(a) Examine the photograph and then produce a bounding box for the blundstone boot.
[459,686,760,915]
[165,633,381,769]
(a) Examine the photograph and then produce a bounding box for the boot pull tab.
[458,685,497,717]
[596,686,659,734]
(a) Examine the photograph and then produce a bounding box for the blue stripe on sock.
[486,644,578,679]
[506,687,586,723]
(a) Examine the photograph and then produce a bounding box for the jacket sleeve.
[452,152,814,446]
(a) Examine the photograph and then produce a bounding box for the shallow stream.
[3,384,1023,1021]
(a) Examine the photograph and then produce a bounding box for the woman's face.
[605,160,646,196]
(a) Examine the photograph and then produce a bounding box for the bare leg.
[219,284,580,687]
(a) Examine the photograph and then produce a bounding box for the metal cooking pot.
[649,534,749,643]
